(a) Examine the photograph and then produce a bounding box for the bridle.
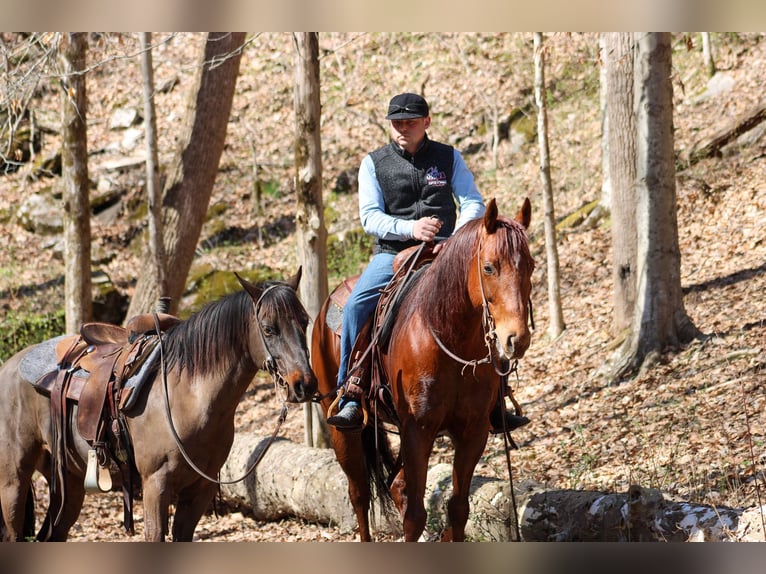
[428,236,534,378]
[156,284,292,485]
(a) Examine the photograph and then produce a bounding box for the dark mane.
[401,216,535,336]
[163,281,309,376]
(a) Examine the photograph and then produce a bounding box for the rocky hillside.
[1,32,765,541]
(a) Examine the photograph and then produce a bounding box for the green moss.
[326,228,374,286]
[0,309,65,361]
[183,265,279,316]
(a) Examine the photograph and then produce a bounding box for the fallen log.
[687,99,766,166]
[220,433,766,542]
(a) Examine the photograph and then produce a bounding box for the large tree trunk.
[604,32,637,337]
[609,33,700,381]
[126,32,246,317]
[533,32,565,339]
[293,32,331,449]
[220,434,766,542]
[60,32,92,333]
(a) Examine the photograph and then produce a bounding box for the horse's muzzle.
[501,329,530,360]
[287,370,319,403]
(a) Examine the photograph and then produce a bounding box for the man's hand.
[412,216,442,242]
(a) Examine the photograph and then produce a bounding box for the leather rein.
[155,284,289,485]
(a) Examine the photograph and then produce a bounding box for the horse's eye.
[262,324,278,336]
[483,262,496,275]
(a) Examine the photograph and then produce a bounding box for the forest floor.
[1,33,765,541]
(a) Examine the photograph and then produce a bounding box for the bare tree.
[293,32,330,448]
[126,32,246,318]
[701,32,716,78]
[533,32,564,339]
[603,33,638,336]
[608,33,700,381]
[59,32,92,333]
[139,32,167,302]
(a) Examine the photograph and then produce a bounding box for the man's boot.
[489,398,530,434]
[327,400,364,432]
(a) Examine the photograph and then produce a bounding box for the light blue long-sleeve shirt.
[357,146,486,241]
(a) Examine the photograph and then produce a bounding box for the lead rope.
[155,286,288,485]
[497,367,523,542]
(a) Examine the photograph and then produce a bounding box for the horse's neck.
[184,359,257,416]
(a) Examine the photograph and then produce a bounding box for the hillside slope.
[1,32,764,541]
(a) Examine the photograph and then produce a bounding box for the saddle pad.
[18,335,68,384]
[119,342,161,413]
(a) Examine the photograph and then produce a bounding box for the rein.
[155,284,290,486]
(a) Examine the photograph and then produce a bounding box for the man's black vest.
[369,137,456,254]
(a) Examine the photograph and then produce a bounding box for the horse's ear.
[483,198,499,232]
[515,197,531,230]
[234,272,260,301]
[285,266,302,291]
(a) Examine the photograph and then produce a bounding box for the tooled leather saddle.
[31,312,180,536]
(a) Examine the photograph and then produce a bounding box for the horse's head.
[237,268,318,402]
[477,198,535,361]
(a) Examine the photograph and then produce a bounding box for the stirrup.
[85,449,112,493]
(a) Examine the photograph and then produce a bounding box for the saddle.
[334,243,437,425]
[32,311,180,536]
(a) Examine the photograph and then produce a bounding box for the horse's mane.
[401,215,534,337]
[163,281,309,376]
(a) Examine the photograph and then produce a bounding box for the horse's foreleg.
[142,473,171,541]
[447,430,489,542]
[171,481,218,541]
[332,430,373,541]
[398,425,434,542]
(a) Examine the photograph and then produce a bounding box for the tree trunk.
[604,32,638,337]
[220,434,766,542]
[609,33,700,381]
[293,32,331,448]
[59,32,92,334]
[139,32,168,301]
[701,32,716,78]
[126,32,246,318]
[533,32,565,339]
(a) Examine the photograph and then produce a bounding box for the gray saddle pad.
[17,334,160,412]
[18,335,67,384]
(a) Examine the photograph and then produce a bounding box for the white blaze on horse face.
[493,275,531,360]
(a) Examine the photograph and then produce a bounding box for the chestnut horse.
[0,270,317,541]
[312,198,534,541]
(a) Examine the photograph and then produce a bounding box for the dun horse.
[0,270,316,541]
[312,198,535,541]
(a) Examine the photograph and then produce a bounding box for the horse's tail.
[360,425,398,533]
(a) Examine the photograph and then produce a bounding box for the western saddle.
[32,311,180,535]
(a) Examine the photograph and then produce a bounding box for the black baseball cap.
[385,93,429,120]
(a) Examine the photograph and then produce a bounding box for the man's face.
[390,116,430,153]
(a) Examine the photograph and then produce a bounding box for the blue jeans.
[337,252,395,405]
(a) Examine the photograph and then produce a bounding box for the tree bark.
[293,32,331,448]
[59,32,92,334]
[701,32,716,78]
[609,33,700,381]
[126,32,246,317]
[533,32,565,339]
[604,32,637,337]
[220,434,766,542]
[139,32,168,301]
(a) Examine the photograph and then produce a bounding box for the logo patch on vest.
[425,166,448,187]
